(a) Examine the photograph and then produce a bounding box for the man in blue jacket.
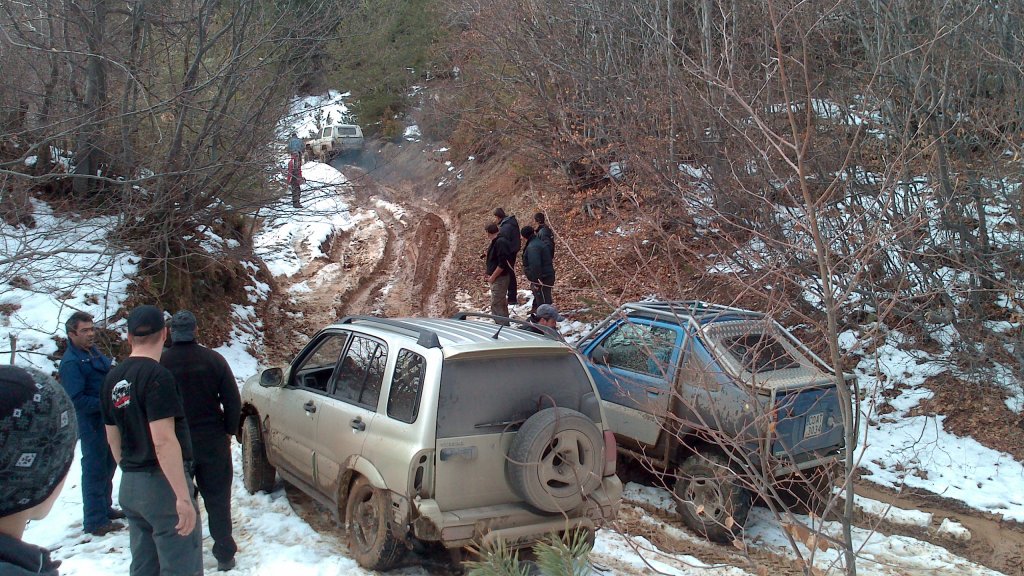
[59,311,124,536]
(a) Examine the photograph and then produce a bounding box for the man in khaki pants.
[484,223,513,324]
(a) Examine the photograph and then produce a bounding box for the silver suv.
[239,315,622,570]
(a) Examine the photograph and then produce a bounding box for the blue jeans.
[80,415,116,532]
[120,468,203,576]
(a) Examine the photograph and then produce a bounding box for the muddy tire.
[241,415,276,494]
[673,452,751,543]
[345,476,405,570]
[507,407,604,513]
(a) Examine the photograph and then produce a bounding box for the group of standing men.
[58,306,241,574]
[484,208,559,323]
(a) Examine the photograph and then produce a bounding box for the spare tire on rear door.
[507,407,604,513]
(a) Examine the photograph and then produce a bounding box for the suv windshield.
[719,332,800,373]
[436,353,599,439]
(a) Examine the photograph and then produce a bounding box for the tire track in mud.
[616,500,809,575]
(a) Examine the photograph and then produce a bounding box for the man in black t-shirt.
[102,305,202,576]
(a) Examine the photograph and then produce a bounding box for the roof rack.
[338,316,442,348]
[450,311,561,339]
[622,300,765,323]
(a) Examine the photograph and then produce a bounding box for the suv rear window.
[436,353,599,439]
[387,350,425,423]
[720,333,799,373]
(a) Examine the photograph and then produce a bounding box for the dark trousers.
[80,415,116,532]
[507,256,518,304]
[192,433,237,563]
[290,180,301,207]
[530,275,555,313]
[121,468,203,576]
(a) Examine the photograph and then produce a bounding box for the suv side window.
[601,322,677,378]
[332,335,387,409]
[387,349,426,423]
[293,332,349,393]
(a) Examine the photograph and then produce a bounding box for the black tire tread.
[241,415,276,494]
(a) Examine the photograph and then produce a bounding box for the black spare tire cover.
[506,407,604,513]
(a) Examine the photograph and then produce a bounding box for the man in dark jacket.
[534,212,555,259]
[484,223,513,324]
[58,311,124,536]
[493,208,521,305]
[160,310,241,572]
[521,225,556,313]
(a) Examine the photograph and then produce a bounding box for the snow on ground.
[0,199,137,372]
[254,161,355,277]
[845,330,1024,523]
[622,483,1001,576]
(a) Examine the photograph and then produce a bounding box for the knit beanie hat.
[0,365,78,517]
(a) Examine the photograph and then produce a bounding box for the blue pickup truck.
[576,300,854,541]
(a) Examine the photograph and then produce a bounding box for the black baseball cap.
[126,305,166,337]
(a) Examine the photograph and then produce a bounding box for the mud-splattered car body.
[577,300,854,540]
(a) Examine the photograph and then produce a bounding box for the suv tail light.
[603,430,617,476]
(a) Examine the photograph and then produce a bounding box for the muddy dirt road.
[261,151,458,362]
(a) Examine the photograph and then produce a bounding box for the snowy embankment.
[0,200,136,369]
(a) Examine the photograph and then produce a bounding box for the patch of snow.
[936,518,972,542]
[254,162,354,277]
[0,199,137,372]
[404,125,421,141]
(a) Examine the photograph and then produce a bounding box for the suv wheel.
[241,415,276,494]
[345,476,405,570]
[673,452,751,543]
[507,407,604,513]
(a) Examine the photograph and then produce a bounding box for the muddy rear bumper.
[413,475,622,548]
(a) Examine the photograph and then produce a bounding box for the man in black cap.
[0,365,78,575]
[102,305,202,576]
[161,310,241,572]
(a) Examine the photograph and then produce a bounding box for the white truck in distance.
[305,124,364,161]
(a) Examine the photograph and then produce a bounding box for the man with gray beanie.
[0,365,78,574]
[160,310,241,572]
[102,304,201,576]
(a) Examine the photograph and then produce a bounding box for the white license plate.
[804,413,825,437]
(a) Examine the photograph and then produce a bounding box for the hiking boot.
[86,522,125,536]
[107,508,126,520]
[217,557,236,572]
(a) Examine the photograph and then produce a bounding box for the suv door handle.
[303,400,317,413]
[350,417,366,432]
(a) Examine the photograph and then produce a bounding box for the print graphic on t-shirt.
[111,379,132,409]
